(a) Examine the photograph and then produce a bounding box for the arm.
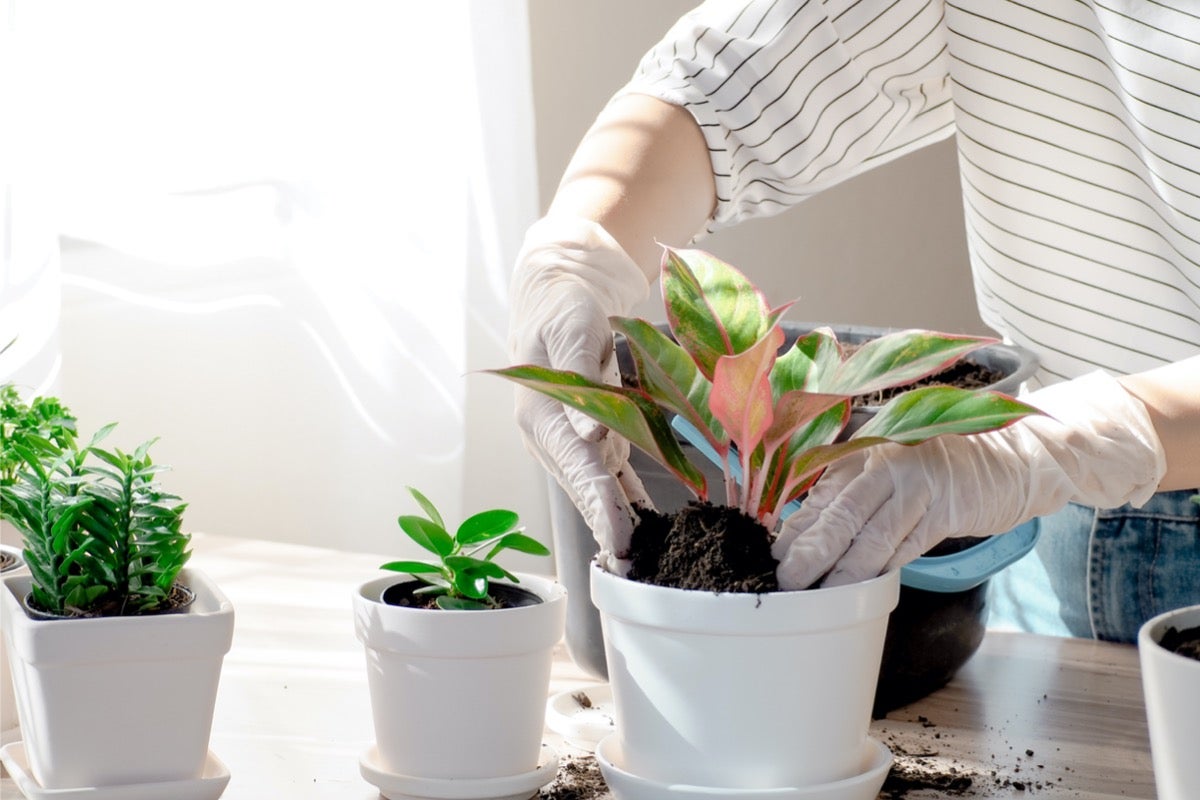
[548,92,716,273]
[773,361,1196,589]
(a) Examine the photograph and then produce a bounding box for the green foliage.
[0,386,190,617]
[380,486,550,610]
[491,247,1042,531]
[1,384,79,485]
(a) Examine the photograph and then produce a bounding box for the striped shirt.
[623,0,1200,388]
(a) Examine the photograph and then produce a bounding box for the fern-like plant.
[1,387,190,617]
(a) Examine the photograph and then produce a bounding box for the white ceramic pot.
[591,563,900,789]
[353,572,567,780]
[0,543,26,743]
[1138,604,1200,800]
[0,567,235,789]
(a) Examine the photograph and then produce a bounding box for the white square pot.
[1,543,26,740]
[353,572,566,780]
[1139,604,1200,800]
[1,567,235,789]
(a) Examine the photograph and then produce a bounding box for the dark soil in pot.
[24,581,196,620]
[1160,625,1200,661]
[380,580,541,610]
[626,503,777,593]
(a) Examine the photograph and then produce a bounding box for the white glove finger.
[774,462,895,590]
[770,453,866,560]
[820,475,933,587]
[562,335,620,442]
[518,392,636,563]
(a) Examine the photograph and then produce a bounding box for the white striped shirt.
[623,0,1200,387]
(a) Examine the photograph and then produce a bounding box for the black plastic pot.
[546,322,1039,714]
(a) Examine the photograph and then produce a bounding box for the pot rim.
[590,560,900,635]
[1139,604,1200,663]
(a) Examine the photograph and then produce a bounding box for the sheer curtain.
[0,1,546,558]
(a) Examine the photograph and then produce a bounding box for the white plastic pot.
[591,563,900,789]
[0,543,26,744]
[353,572,567,780]
[1138,604,1200,800]
[0,567,235,789]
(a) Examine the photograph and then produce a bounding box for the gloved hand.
[772,371,1168,589]
[507,215,654,573]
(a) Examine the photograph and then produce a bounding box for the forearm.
[548,93,716,280]
[1118,354,1200,491]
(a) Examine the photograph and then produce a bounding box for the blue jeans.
[988,489,1200,643]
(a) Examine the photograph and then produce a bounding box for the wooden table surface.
[1,534,1158,799]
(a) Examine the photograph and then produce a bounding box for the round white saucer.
[0,741,230,800]
[545,684,615,752]
[358,742,559,800]
[595,735,891,800]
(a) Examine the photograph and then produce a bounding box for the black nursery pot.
[546,322,1039,713]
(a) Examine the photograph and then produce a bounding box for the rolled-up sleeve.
[618,0,955,232]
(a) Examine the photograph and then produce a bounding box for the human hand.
[773,371,1167,589]
[507,215,653,572]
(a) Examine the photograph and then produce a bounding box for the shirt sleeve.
[618,0,956,233]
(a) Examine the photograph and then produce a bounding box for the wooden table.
[1,534,1157,799]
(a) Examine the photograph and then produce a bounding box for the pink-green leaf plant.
[491,247,1040,533]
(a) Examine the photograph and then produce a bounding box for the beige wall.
[528,0,990,336]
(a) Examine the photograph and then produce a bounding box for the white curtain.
[0,1,546,558]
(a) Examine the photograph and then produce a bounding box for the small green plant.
[1,386,190,617]
[381,486,551,610]
[491,247,1041,532]
[1,384,79,485]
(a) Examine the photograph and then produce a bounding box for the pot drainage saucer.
[546,683,615,752]
[595,735,891,800]
[359,743,558,800]
[0,741,230,800]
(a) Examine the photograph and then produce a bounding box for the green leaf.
[397,515,455,557]
[486,365,707,498]
[829,331,997,397]
[452,570,489,600]
[444,555,507,578]
[661,247,785,379]
[771,328,842,394]
[611,316,726,451]
[487,532,551,559]
[853,386,1040,443]
[379,560,444,575]
[436,595,489,611]
[406,486,445,530]
[456,509,519,545]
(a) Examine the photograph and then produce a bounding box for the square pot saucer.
[359,742,559,800]
[0,741,230,800]
[545,684,615,753]
[595,735,891,800]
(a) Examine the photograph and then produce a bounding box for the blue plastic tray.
[669,416,1039,593]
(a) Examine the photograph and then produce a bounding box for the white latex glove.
[773,371,1168,590]
[507,215,654,573]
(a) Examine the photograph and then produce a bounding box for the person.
[508,0,1200,643]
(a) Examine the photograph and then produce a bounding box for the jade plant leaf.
[382,487,550,609]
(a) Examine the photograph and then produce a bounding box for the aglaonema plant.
[381,486,551,610]
[490,246,1041,535]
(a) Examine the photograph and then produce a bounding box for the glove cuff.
[510,215,650,318]
[1023,371,1167,509]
